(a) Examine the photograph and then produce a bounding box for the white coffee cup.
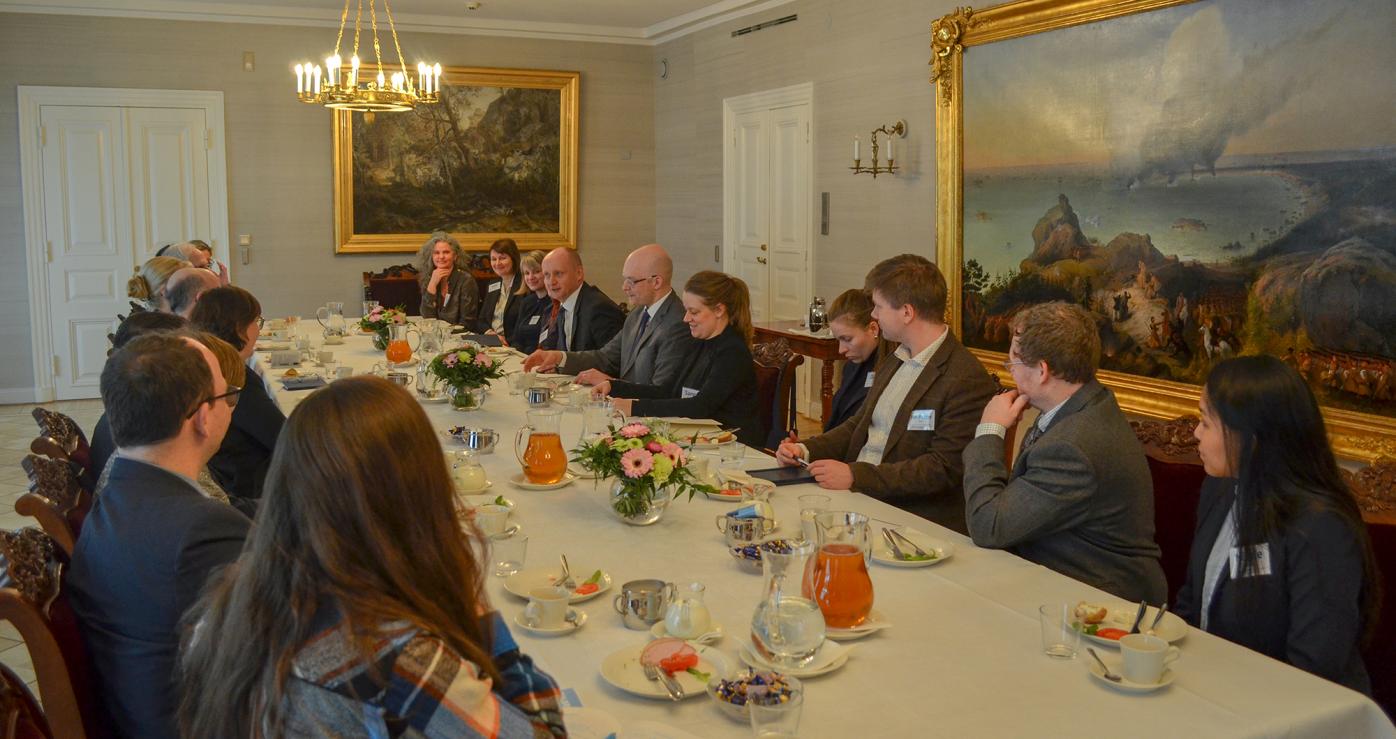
[1119,633,1180,684]
[335,366,354,380]
[524,586,570,629]
[475,504,511,537]
[317,350,335,365]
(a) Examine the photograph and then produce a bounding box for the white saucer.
[738,639,852,678]
[1077,603,1189,647]
[872,528,955,568]
[701,487,744,502]
[455,481,493,495]
[503,567,612,603]
[825,609,892,640]
[649,620,724,645]
[459,492,512,509]
[509,472,575,491]
[513,608,587,636]
[1085,653,1175,693]
[568,464,598,480]
[599,642,732,700]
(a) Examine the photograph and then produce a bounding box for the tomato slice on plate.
[1095,628,1129,641]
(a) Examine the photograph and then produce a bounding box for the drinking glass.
[748,675,804,739]
[491,533,528,577]
[719,440,745,469]
[798,494,830,543]
[509,371,534,396]
[322,360,339,379]
[361,300,380,318]
[1039,603,1081,659]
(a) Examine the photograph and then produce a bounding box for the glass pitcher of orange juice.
[385,323,419,365]
[803,510,874,629]
[514,408,567,484]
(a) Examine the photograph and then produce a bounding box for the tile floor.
[0,398,104,703]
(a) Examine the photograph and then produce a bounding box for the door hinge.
[45,241,53,262]
[52,356,60,377]
[204,129,212,150]
[806,121,810,144]
[39,125,46,147]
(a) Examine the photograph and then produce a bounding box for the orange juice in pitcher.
[515,408,567,484]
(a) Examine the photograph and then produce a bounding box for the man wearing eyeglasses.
[523,244,692,388]
[68,333,251,739]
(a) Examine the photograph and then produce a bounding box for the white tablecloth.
[262,333,1396,738]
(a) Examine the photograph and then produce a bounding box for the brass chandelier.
[293,0,441,113]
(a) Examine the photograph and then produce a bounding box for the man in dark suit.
[537,247,624,352]
[523,243,693,388]
[777,255,996,534]
[962,301,1166,604]
[68,333,252,739]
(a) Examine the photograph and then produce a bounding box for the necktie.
[557,306,569,351]
[636,308,651,340]
[1014,419,1046,466]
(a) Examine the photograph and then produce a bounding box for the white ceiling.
[0,0,796,44]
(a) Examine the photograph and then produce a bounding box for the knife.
[1128,600,1149,634]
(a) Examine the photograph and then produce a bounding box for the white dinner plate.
[1085,652,1175,693]
[503,567,612,604]
[508,472,575,491]
[701,487,745,502]
[871,528,955,568]
[599,642,733,701]
[737,639,852,678]
[513,608,587,636]
[649,620,724,645]
[824,609,892,641]
[1075,603,1188,647]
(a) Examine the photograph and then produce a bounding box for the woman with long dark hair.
[475,238,524,335]
[178,377,565,737]
[1175,355,1380,693]
[598,271,761,447]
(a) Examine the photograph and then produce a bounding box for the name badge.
[489,282,502,293]
[539,328,550,341]
[864,372,876,388]
[681,387,700,399]
[907,409,936,432]
[529,315,542,325]
[1229,543,1272,578]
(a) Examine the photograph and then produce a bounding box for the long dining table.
[261,329,1396,738]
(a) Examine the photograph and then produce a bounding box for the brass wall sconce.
[850,119,906,178]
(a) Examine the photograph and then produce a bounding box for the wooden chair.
[0,661,48,739]
[28,409,93,490]
[362,264,422,317]
[15,456,90,558]
[1345,461,1396,719]
[0,528,110,739]
[752,339,805,449]
[1130,417,1206,607]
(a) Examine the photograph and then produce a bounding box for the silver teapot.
[807,297,827,333]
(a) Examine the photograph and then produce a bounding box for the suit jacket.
[67,457,251,739]
[207,371,284,502]
[419,268,479,327]
[508,292,552,354]
[90,413,115,481]
[803,333,995,534]
[825,356,876,432]
[611,325,762,448]
[1173,477,1371,694]
[561,290,694,387]
[962,380,1167,603]
[473,275,523,334]
[541,283,624,353]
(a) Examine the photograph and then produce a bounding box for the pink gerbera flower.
[474,352,490,366]
[443,353,459,367]
[392,313,406,324]
[618,423,651,439]
[621,448,654,478]
[661,442,685,464]
[646,441,663,453]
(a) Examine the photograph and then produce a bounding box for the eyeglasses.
[185,385,243,418]
[622,274,658,288]
[1002,359,1032,371]
[255,316,266,329]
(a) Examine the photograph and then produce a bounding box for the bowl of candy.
[707,670,800,721]
[727,537,802,574]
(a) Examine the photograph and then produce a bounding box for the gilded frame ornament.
[333,66,579,254]
[932,0,1396,461]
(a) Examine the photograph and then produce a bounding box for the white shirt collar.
[560,286,581,314]
[1036,396,1071,431]
[646,291,671,318]
[893,325,949,369]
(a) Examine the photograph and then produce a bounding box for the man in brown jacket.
[777,254,996,533]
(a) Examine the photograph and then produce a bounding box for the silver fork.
[888,528,931,559]
[1147,603,1169,635]
[643,662,682,701]
[559,554,577,591]
[1087,648,1122,682]
[881,528,907,561]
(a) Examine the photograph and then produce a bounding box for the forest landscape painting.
[333,67,578,253]
[957,0,1396,424]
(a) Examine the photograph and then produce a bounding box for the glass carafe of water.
[579,398,625,444]
[751,539,825,668]
[317,302,347,338]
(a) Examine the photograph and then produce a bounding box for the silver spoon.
[1087,648,1122,682]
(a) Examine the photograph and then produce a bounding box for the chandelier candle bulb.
[295,64,304,93]
[376,70,385,90]
[351,54,360,87]
[434,63,442,93]
[313,65,321,94]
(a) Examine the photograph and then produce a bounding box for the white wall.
[0,13,656,397]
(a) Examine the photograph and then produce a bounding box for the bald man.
[535,247,624,354]
[524,244,694,387]
[165,267,221,318]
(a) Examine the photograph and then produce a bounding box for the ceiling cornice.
[0,0,798,46]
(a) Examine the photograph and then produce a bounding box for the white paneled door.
[38,104,212,399]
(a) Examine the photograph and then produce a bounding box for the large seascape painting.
[333,67,578,253]
[935,0,1396,459]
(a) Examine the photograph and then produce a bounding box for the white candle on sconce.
[417,63,426,93]
[312,65,322,94]
[295,64,304,93]
[885,132,893,162]
[434,63,442,94]
[350,55,360,87]
[853,136,860,161]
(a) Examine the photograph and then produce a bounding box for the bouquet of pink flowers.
[428,344,505,389]
[359,306,408,349]
[573,421,715,518]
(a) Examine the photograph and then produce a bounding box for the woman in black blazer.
[1174,356,1379,694]
[475,238,524,335]
[824,289,895,432]
[600,271,760,448]
[192,286,285,508]
[508,250,552,353]
[417,231,479,327]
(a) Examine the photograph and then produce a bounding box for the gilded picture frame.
[932,0,1396,461]
[333,66,579,254]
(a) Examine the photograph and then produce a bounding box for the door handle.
[757,256,768,265]
[760,243,768,251]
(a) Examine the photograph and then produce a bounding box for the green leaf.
[686,667,711,683]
